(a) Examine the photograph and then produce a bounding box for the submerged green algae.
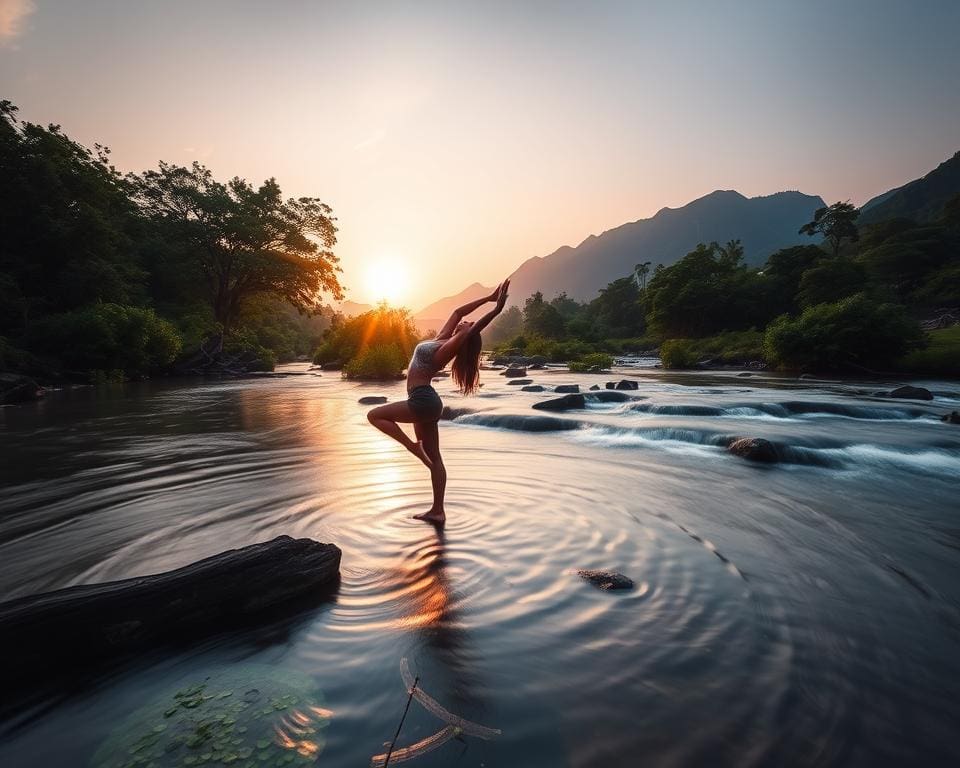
[90,665,331,768]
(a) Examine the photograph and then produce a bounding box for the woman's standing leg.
[412,420,446,525]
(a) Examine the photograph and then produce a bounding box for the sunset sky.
[2,0,959,309]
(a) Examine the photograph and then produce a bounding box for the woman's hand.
[494,279,510,311]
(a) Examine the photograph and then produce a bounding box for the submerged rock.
[727,437,779,463]
[887,385,934,401]
[942,410,960,424]
[507,378,534,385]
[554,384,580,393]
[737,372,753,377]
[501,367,527,378]
[440,405,475,420]
[589,390,632,403]
[521,385,546,392]
[0,373,44,404]
[577,569,634,591]
[358,395,388,404]
[532,393,586,411]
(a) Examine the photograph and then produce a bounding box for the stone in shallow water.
[727,437,778,463]
[507,379,533,385]
[886,385,933,401]
[358,396,388,404]
[521,385,545,392]
[942,410,960,424]
[589,384,600,391]
[607,379,639,390]
[577,569,634,591]
[554,384,580,393]
[532,393,586,411]
[501,367,527,378]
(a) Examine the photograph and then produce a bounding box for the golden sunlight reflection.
[364,258,410,305]
[274,704,332,759]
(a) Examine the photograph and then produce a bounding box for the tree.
[799,201,860,258]
[589,275,645,337]
[486,304,523,344]
[764,293,924,371]
[796,258,867,308]
[523,291,565,338]
[0,100,146,334]
[634,261,652,292]
[132,162,342,335]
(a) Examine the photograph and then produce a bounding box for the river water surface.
[1,363,959,767]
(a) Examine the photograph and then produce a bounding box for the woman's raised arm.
[435,282,503,339]
[468,279,510,338]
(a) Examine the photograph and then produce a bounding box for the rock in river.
[554,384,580,393]
[359,396,388,404]
[610,379,639,390]
[727,437,779,463]
[508,379,534,385]
[886,385,934,401]
[942,410,960,424]
[577,569,634,591]
[0,373,44,405]
[501,367,528,378]
[589,384,601,391]
[521,385,546,392]
[532,393,586,411]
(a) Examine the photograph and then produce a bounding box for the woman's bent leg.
[412,420,446,525]
[367,401,431,467]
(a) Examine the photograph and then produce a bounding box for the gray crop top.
[408,339,443,373]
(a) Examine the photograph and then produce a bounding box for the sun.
[364,258,410,305]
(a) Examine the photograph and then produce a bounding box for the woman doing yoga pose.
[366,280,510,525]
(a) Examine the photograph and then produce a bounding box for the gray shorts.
[407,385,443,422]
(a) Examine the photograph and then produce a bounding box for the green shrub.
[343,343,407,380]
[568,352,614,372]
[314,305,418,367]
[27,303,182,378]
[764,293,925,371]
[659,339,698,369]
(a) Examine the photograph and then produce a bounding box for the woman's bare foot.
[413,508,446,526]
[407,441,433,468]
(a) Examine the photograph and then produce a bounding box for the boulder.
[507,379,534,385]
[554,384,580,393]
[727,437,779,463]
[589,384,601,391]
[614,379,639,390]
[0,536,341,686]
[0,373,45,405]
[532,393,586,412]
[577,570,634,591]
[941,411,960,424]
[887,385,934,401]
[501,367,527,378]
[590,390,632,403]
[359,395,388,404]
[521,385,546,392]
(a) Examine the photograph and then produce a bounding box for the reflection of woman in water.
[367,280,510,526]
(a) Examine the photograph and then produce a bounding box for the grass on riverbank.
[659,330,766,369]
[897,326,960,376]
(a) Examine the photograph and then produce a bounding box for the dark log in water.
[0,536,340,685]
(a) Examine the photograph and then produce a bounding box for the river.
[1,363,959,767]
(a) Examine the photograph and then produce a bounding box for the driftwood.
[0,536,340,685]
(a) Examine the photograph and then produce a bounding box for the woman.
[366,279,510,526]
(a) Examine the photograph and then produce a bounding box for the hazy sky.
[2,0,959,309]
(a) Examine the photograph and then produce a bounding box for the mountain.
[336,300,374,317]
[503,189,825,302]
[860,151,960,226]
[413,282,495,333]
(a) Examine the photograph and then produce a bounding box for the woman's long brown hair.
[451,332,482,395]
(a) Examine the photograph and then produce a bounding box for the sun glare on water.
[364,258,409,305]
